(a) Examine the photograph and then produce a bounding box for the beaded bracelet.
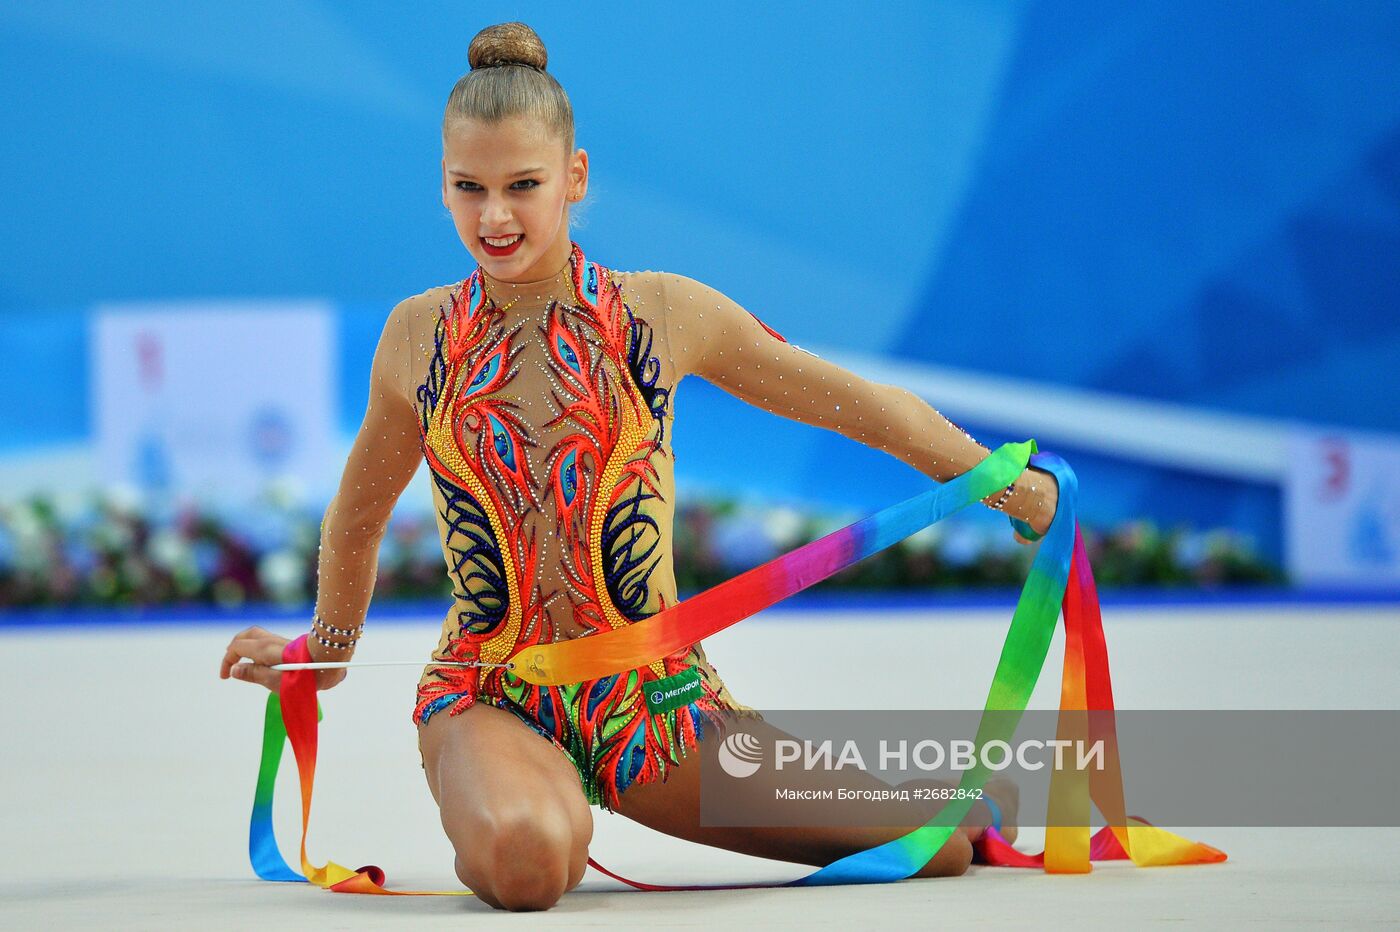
[313,613,363,639]
[313,632,357,651]
[312,613,362,651]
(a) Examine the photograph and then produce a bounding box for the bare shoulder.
[384,283,461,370]
[612,268,724,326]
[375,283,460,405]
[614,268,701,296]
[392,282,458,333]
[612,267,703,300]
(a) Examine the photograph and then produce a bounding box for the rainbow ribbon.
[247,441,1225,895]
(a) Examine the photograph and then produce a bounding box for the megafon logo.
[717,732,764,778]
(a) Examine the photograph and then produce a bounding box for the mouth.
[480,233,524,257]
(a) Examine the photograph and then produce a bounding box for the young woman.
[220,21,1058,911]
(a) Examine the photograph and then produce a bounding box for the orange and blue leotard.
[408,243,756,809]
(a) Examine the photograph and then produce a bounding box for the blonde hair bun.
[468,22,548,72]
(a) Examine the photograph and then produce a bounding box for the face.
[441,115,588,282]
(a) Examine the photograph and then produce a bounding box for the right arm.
[305,296,425,666]
[222,295,427,689]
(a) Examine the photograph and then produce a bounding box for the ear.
[440,157,450,211]
[569,148,589,202]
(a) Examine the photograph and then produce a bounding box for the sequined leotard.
[311,241,1049,812]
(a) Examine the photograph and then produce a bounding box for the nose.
[480,195,512,230]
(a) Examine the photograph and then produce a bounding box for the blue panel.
[0,312,88,452]
[0,2,1396,558]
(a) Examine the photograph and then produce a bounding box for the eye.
[453,179,538,192]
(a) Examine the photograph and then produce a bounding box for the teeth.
[484,234,522,247]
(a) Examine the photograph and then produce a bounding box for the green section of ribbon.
[249,692,321,882]
[797,450,1076,885]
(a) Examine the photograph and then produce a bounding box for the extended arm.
[646,272,1056,532]
[307,299,424,663]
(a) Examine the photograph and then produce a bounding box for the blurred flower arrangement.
[0,485,1283,612]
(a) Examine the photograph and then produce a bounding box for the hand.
[219,624,347,693]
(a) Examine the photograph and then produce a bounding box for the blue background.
[3,1,1398,562]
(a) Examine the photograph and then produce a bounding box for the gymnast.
[219,21,1060,911]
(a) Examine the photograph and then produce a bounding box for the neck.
[479,241,578,309]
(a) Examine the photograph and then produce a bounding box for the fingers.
[219,625,291,688]
[220,625,266,678]
[229,635,290,667]
[229,661,281,691]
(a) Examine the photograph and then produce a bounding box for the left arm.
[641,271,1057,533]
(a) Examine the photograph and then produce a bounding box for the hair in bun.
[468,22,547,72]
[446,22,573,150]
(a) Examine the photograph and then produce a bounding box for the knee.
[455,806,577,911]
[918,829,973,878]
[565,806,593,891]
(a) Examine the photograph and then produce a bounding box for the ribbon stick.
[247,442,1225,894]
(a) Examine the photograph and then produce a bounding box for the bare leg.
[614,714,1018,878]
[418,703,593,911]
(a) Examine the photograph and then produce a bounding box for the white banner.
[92,302,338,507]
[1285,429,1400,588]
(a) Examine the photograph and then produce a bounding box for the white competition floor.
[3,602,1398,928]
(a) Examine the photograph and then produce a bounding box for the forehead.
[443,115,561,171]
